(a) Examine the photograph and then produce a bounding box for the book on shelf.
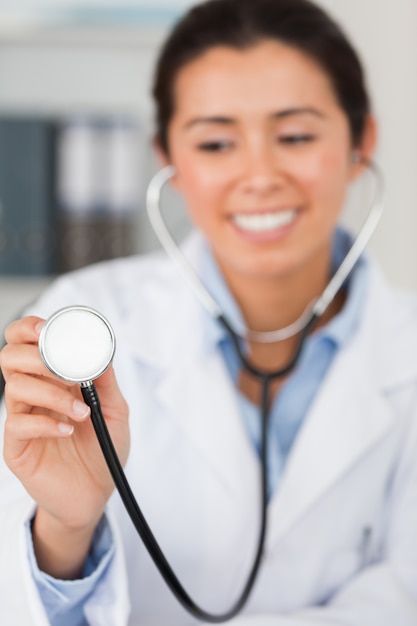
[0,113,141,277]
[56,114,140,273]
[0,116,57,276]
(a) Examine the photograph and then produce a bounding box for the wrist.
[32,508,102,580]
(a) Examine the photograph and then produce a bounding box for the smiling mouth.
[231,209,298,233]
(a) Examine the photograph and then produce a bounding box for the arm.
[0,316,131,623]
[26,514,115,626]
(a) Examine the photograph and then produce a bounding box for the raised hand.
[0,315,130,578]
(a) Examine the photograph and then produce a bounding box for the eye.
[278,134,316,145]
[197,140,232,152]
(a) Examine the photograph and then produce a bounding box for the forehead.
[172,40,340,119]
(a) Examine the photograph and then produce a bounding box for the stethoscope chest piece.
[39,305,115,384]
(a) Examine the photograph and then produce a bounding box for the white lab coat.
[1,232,417,626]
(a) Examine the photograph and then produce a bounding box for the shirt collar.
[199,227,369,352]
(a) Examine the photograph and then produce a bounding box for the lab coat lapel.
[154,322,260,506]
[267,346,394,548]
[124,234,259,507]
[124,238,412,550]
[267,269,399,549]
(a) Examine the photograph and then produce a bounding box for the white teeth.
[232,209,297,233]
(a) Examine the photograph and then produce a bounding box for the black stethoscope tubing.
[81,312,317,623]
[75,162,383,621]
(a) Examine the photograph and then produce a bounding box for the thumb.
[93,365,129,420]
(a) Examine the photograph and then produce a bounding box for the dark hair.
[152,0,370,154]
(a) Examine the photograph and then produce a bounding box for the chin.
[223,253,300,283]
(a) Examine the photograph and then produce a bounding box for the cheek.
[173,160,231,229]
[294,149,350,212]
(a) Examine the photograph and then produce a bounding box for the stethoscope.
[39,161,384,623]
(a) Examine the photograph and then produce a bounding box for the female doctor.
[1,0,417,624]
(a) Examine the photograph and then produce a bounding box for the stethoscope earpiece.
[39,305,116,385]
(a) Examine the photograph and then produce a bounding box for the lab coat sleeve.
[203,392,417,626]
[0,453,132,626]
[26,514,116,625]
[0,269,133,625]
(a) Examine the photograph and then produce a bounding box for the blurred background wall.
[0,0,416,329]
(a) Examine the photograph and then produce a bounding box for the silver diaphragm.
[39,305,115,384]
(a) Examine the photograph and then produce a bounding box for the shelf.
[0,6,183,47]
[0,276,53,332]
[0,24,167,48]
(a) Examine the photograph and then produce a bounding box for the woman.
[1,0,417,624]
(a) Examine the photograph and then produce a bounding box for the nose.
[240,143,283,197]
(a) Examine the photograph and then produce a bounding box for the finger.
[4,412,75,466]
[5,373,90,422]
[0,343,55,382]
[4,316,45,345]
[5,412,75,443]
[95,364,120,393]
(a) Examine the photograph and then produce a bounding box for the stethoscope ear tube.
[313,161,384,317]
[146,166,223,320]
[146,161,385,335]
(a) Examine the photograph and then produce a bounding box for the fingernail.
[35,321,44,335]
[58,422,74,435]
[73,400,90,418]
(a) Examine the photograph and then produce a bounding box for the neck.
[215,249,334,337]
[213,244,346,403]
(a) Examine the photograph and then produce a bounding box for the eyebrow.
[273,107,325,120]
[184,107,325,130]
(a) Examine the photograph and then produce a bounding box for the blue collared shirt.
[200,228,368,499]
[26,514,114,625]
[27,228,368,624]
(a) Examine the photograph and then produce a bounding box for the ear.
[349,115,378,180]
[153,135,170,167]
[152,136,182,192]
